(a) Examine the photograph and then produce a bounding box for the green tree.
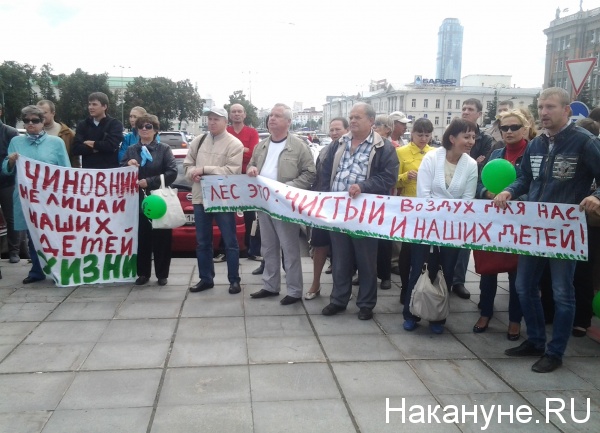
[224,90,258,127]
[56,69,117,127]
[124,76,178,130]
[0,61,37,126]
[36,63,56,101]
[175,79,203,130]
[529,92,540,121]
[306,119,319,130]
[484,92,498,125]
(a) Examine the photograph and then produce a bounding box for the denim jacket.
[505,123,600,204]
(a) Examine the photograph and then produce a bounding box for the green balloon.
[593,291,600,318]
[142,195,167,219]
[481,159,517,194]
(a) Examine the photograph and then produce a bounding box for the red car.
[171,149,246,253]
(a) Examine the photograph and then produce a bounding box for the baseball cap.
[389,111,411,123]
[204,107,228,118]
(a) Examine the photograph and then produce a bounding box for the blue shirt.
[2,133,71,230]
[331,132,373,192]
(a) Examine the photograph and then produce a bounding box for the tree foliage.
[0,61,37,126]
[224,90,259,127]
[55,69,117,127]
[124,77,203,131]
[484,92,498,125]
[528,92,540,121]
[36,63,56,101]
[577,83,593,109]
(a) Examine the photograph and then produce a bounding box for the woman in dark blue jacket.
[122,114,177,286]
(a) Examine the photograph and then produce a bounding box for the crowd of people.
[1,87,600,373]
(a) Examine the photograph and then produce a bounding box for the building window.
[424,99,429,108]
[589,29,596,44]
[411,99,416,108]
[435,116,440,125]
[456,100,461,109]
[424,114,428,118]
[565,35,570,49]
[554,59,559,72]
[447,99,452,109]
[435,99,440,108]
[446,116,451,125]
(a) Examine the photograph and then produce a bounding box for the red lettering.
[560,229,575,251]
[344,199,359,221]
[62,235,76,256]
[42,166,61,192]
[519,225,532,245]
[476,223,492,243]
[230,184,240,199]
[484,202,496,213]
[29,189,39,204]
[390,216,407,238]
[95,217,113,235]
[46,193,59,206]
[298,195,318,216]
[76,216,91,233]
[315,196,331,220]
[545,228,557,247]
[565,207,578,220]
[248,183,258,198]
[55,215,73,232]
[211,185,222,201]
[121,237,134,255]
[39,234,59,256]
[425,200,435,212]
[413,218,427,239]
[426,219,440,239]
[463,201,475,214]
[62,169,79,195]
[80,173,94,196]
[499,224,518,243]
[368,201,385,225]
[96,172,107,196]
[516,202,525,215]
[24,160,40,189]
[400,199,414,212]
[538,203,548,219]
[96,199,109,213]
[112,199,126,213]
[550,206,565,220]
[332,197,345,220]
[285,191,300,212]
[219,185,231,200]
[105,236,117,254]
[39,213,54,231]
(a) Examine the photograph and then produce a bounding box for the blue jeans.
[403,244,459,324]
[479,271,522,323]
[194,205,240,284]
[27,231,45,280]
[515,255,576,359]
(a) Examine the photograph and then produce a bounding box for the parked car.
[158,131,188,149]
[170,149,246,253]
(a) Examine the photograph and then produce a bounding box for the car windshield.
[172,158,192,191]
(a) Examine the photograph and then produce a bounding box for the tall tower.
[436,18,464,85]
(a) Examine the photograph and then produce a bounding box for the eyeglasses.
[139,123,154,130]
[22,118,42,124]
[499,124,523,132]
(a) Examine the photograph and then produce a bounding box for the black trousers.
[137,213,172,279]
[377,239,392,281]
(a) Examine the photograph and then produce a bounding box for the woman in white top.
[402,118,478,334]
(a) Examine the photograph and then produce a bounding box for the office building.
[436,18,464,86]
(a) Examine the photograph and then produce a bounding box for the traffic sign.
[566,58,597,96]
[570,101,590,123]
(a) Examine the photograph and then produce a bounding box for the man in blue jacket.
[495,87,600,373]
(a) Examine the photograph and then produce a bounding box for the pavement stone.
[0,256,598,432]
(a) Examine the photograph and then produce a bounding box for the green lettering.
[83,254,99,283]
[103,254,121,280]
[121,254,137,278]
[61,258,81,285]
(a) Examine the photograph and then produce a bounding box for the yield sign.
[566,58,597,96]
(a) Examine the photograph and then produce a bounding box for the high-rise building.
[436,18,464,85]
[543,6,600,105]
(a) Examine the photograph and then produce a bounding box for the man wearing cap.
[390,111,411,146]
[246,103,316,305]
[184,107,244,295]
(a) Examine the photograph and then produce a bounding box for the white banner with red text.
[16,156,139,286]
[202,175,588,260]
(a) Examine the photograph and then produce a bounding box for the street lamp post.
[113,65,130,126]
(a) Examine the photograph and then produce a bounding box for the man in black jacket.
[72,92,123,169]
[0,103,23,264]
[320,103,399,320]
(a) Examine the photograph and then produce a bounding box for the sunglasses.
[139,123,154,130]
[22,118,42,124]
[500,124,523,132]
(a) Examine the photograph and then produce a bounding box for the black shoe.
[322,303,346,316]
[358,307,373,320]
[452,283,471,299]
[391,266,401,275]
[229,282,241,294]
[380,280,391,290]
[572,327,587,337]
[352,277,359,286]
[135,276,149,285]
[325,264,332,274]
[532,354,562,373]
[280,295,301,305]
[157,278,168,286]
[189,280,214,293]
[504,340,545,357]
[250,288,279,298]
[252,262,265,275]
[23,276,45,284]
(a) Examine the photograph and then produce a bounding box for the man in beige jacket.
[247,103,316,305]
[184,107,244,295]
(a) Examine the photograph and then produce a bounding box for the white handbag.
[409,262,449,322]
[151,174,186,229]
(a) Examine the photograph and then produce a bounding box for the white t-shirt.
[260,139,286,180]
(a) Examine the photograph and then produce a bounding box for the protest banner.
[16,156,139,286]
[202,175,588,260]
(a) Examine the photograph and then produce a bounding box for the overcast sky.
[1,0,599,110]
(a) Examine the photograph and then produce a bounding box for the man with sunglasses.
[72,92,123,169]
[0,103,22,264]
[451,98,493,300]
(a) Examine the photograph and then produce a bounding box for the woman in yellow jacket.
[395,118,435,301]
